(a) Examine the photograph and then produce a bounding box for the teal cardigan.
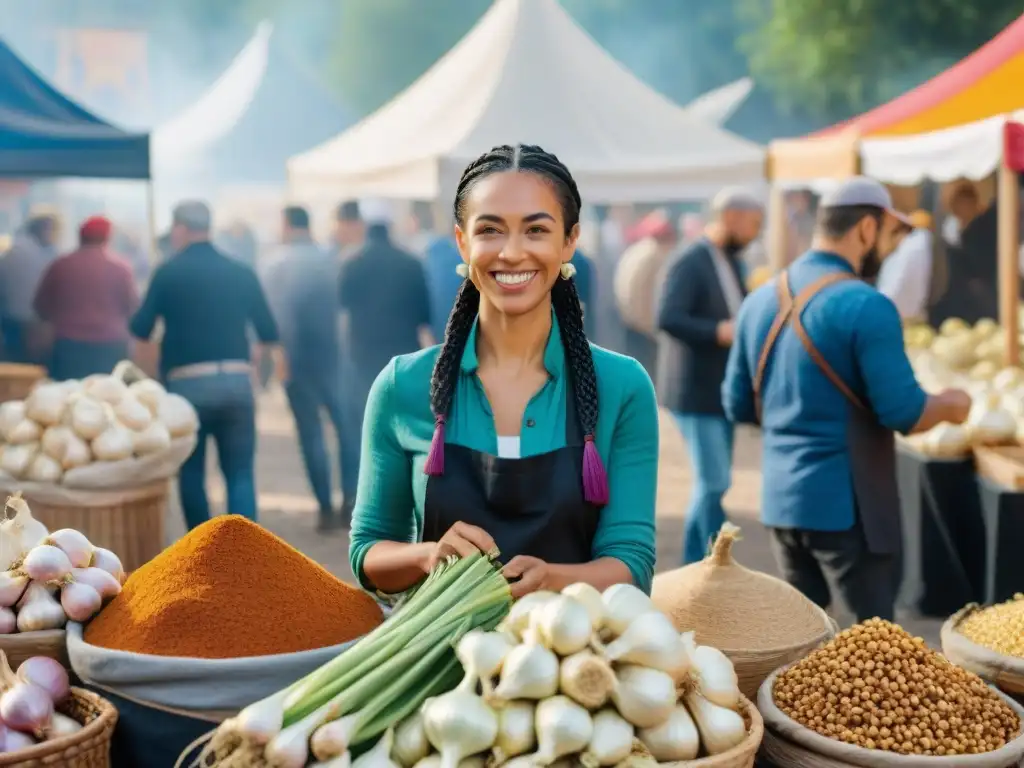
[348,318,660,593]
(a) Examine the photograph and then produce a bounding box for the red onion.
[21,546,72,583]
[60,582,101,623]
[1,727,36,751]
[44,530,93,569]
[0,682,53,733]
[90,547,125,584]
[0,608,14,635]
[17,657,69,704]
[69,567,120,601]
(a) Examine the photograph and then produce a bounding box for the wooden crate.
[974,445,1024,491]
[0,363,46,403]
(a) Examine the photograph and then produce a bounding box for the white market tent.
[860,111,1024,185]
[287,0,764,204]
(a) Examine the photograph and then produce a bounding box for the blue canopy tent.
[0,39,150,179]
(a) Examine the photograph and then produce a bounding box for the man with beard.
[722,178,972,621]
[657,188,763,564]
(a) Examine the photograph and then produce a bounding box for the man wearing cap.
[876,210,934,323]
[657,187,764,564]
[34,216,138,380]
[722,177,972,621]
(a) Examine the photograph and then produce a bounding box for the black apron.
[753,271,902,556]
[422,387,600,565]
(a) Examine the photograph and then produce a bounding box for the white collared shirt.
[876,228,933,321]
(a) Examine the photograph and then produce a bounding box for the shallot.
[69,567,121,600]
[61,581,102,622]
[0,608,14,634]
[1,727,35,751]
[0,571,28,607]
[17,657,69,704]
[16,583,66,632]
[90,547,125,584]
[22,545,72,583]
[0,682,53,734]
[44,529,93,569]
[421,690,498,768]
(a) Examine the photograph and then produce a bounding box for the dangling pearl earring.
[559,262,577,280]
[455,263,469,278]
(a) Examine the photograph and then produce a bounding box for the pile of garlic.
[386,583,749,767]
[0,372,198,487]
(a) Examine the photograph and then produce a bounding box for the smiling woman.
[348,144,660,599]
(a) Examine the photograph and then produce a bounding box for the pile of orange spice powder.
[84,515,383,658]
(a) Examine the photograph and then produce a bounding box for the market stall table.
[896,445,986,617]
[974,447,1024,602]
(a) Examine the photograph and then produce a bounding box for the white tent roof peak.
[288,0,763,202]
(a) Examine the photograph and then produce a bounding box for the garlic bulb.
[500,591,557,640]
[491,643,559,702]
[353,728,399,768]
[83,374,128,405]
[601,583,655,638]
[25,383,68,425]
[3,494,48,554]
[638,706,700,761]
[392,712,430,767]
[561,583,606,631]
[683,632,740,709]
[91,423,133,461]
[601,611,688,675]
[132,420,172,455]
[455,630,514,696]
[0,401,25,441]
[685,691,747,755]
[0,443,37,478]
[16,582,66,632]
[580,709,634,767]
[558,651,615,710]
[6,418,41,445]
[129,379,166,415]
[25,453,62,483]
[68,396,110,440]
[611,665,676,728]
[922,422,970,457]
[490,700,535,764]
[967,403,1016,445]
[422,690,498,768]
[157,393,199,437]
[61,434,92,469]
[113,393,152,431]
[40,425,73,461]
[524,696,593,766]
[528,594,594,656]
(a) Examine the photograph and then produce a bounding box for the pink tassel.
[423,415,447,476]
[582,434,609,505]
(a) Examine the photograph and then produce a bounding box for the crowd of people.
[0,163,1013,620]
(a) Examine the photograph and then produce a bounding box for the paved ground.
[164,386,943,646]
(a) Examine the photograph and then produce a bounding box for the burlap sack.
[757,666,1024,767]
[942,604,1024,696]
[62,434,197,489]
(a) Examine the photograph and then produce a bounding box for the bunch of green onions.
[183,550,512,768]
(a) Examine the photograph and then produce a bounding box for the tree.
[739,0,1023,116]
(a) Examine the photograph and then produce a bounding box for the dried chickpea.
[773,619,1022,756]
[958,594,1024,658]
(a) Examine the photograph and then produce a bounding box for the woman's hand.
[427,522,496,571]
[503,556,550,599]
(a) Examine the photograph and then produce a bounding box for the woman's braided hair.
[423,144,609,505]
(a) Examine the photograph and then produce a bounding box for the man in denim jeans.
[262,207,352,531]
[131,201,281,529]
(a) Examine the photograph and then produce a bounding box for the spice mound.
[84,515,383,658]
[958,593,1024,658]
[652,522,827,651]
[773,619,1021,756]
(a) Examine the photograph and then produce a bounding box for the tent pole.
[997,160,1020,366]
[145,179,158,269]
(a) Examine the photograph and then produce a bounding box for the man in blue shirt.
[723,177,972,622]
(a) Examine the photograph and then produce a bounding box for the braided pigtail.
[424,279,480,476]
[552,277,608,505]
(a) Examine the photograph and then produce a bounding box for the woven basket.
[942,604,1024,696]
[652,524,837,700]
[659,695,763,768]
[0,687,117,767]
[23,482,168,572]
[757,666,1024,767]
[0,630,68,670]
[0,365,46,404]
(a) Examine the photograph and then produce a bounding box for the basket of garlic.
[0,366,200,572]
[383,584,763,768]
[0,494,124,669]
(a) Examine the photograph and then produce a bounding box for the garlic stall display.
[652,524,833,700]
[0,370,198,490]
[0,495,124,635]
[386,583,761,768]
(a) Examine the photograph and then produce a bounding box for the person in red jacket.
[34,216,139,380]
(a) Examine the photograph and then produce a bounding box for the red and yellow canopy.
[769,13,1024,180]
